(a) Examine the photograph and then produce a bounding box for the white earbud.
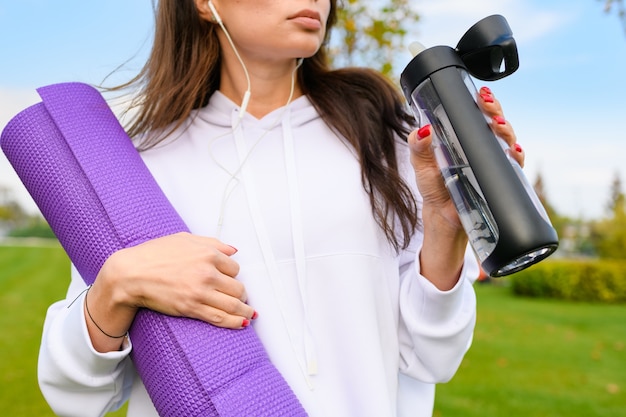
[208,0,251,119]
[206,2,301,121]
[208,1,223,25]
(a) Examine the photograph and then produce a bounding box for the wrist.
[97,248,140,309]
[421,203,466,241]
[86,251,139,352]
[84,286,129,339]
[420,204,468,290]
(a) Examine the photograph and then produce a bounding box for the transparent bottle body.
[410,71,497,262]
[409,69,554,264]
[460,72,554,227]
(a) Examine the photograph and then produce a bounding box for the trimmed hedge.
[509,259,626,303]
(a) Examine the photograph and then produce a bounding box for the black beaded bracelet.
[84,286,128,339]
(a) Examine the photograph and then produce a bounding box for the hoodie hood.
[198,91,320,131]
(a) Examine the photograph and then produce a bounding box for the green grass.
[0,242,126,416]
[434,282,626,417]
[2,244,625,416]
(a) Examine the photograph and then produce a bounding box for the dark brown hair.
[115,0,418,251]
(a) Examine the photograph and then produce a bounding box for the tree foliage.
[607,171,625,214]
[601,0,626,34]
[0,185,54,238]
[330,0,420,77]
[533,172,557,218]
[0,186,27,224]
[591,171,626,259]
[533,171,568,239]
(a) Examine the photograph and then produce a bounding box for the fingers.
[509,142,525,168]
[408,85,528,196]
[169,234,254,328]
[201,235,239,257]
[478,86,525,168]
[407,125,450,207]
[477,86,502,117]
[156,263,255,329]
[407,125,435,164]
[182,282,257,329]
[188,234,241,279]
[192,305,255,329]
[104,232,255,330]
[478,86,515,143]
[490,114,515,144]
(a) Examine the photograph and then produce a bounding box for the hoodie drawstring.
[282,113,318,377]
[231,108,318,389]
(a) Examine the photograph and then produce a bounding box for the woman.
[38,0,523,416]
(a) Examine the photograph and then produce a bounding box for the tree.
[607,171,625,215]
[0,185,28,225]
[533,171,566,230]
[601,0,626,35]
[330,0,420,77]
[533,172,551,210]
[590,172,626,258]
[0,185,55,238]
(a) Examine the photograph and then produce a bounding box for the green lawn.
[0,242,126,416]
[1,243,624,416]
[434,282,626,417]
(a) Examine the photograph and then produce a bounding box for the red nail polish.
[251,311,258,320]
[228,245,238,254]
[417,125,431,139]
[514,143,523,153]
[480,86,492,95]
[242,318,250,328]
[493,115,506,125]
[480,93,494,103]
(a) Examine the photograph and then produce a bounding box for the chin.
[292,41,324,58]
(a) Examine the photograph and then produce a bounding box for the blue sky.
[1,0,625,220]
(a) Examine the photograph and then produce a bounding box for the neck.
[218,47,302,119]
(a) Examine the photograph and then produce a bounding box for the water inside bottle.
[410,74,500,263]
[440,164,498,261]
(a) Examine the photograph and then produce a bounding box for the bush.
[8,217,56,239]
[509,259,626,303]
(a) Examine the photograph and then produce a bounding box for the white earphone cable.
[208,1,251,120]
[207,58,303,237]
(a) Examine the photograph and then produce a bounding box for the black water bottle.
[400,15,558,277]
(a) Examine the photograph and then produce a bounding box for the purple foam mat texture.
[0,82,307,417]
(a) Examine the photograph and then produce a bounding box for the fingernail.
[228,245,238,254]
[480,86,492,95]
[493,115,506,125]
[251,311,258,320]
[417,125,431,140]
[480,93,494,103]
[242,318,250,328]
[514,143,523,153]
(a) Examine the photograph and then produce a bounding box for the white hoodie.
[38,92,478,417]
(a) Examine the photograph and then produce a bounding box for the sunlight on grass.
[1,244,624,416]
[434,283,626,417]
[0,243,127,416]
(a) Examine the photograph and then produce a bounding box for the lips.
[288,9,321,22]
[288,9,322,30]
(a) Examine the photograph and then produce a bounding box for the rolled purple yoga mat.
[1,82,307,417]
